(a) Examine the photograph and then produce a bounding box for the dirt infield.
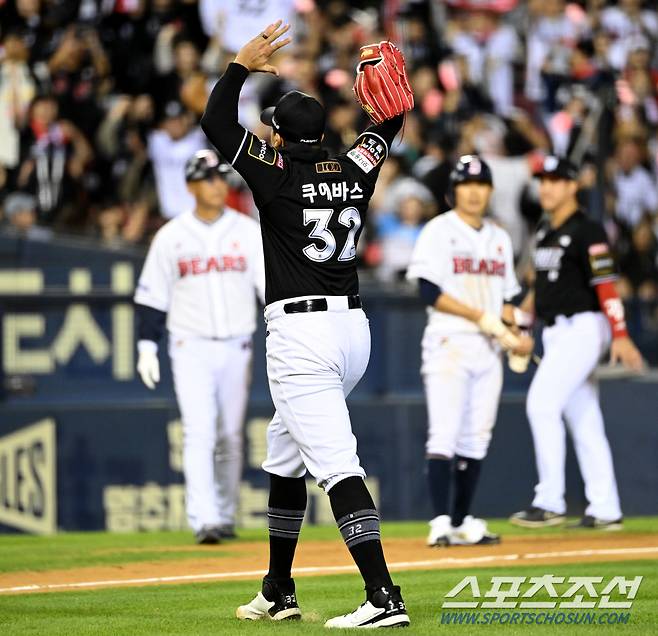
[2,533,657,595]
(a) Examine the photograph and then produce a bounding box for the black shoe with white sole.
[569,515,623,531]
[325,585,410,628]
[509,507,566,528]
[195,525,222,544]
[217,525,237,539]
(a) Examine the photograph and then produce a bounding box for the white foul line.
[0,546,656,595]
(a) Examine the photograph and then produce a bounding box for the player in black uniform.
[510,157,643,530]
[200,22,411,628]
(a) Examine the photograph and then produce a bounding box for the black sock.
[427,457,452,518]
[328,476,393,591]
[266,474,306,586]
[452,455,482,527]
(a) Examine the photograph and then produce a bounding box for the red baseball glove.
[353,41,414,124]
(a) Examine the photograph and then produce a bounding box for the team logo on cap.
[467,157,482,175]
[197,149,218,166]
[544,156,559,171]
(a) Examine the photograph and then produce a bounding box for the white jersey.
[199,0,296,53]
[147,128,207,219]
[135,208,265,339]
[406,211,520,336]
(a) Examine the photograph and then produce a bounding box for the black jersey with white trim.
[201,63,402,304]
[534,210,618,322]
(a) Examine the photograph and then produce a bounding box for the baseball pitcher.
[134,149,265,544]
[200,21,414,627]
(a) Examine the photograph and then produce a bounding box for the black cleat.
[217,525,238,539]
[568,516,623,531]
[195,525,222,544]
[509,507,566,528]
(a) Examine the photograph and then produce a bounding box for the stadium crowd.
[0,0,657,338]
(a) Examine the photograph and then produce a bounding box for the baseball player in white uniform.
[134,149,265,544]
[407,155,533,547]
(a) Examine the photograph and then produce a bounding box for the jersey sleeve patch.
[247,135,279,166]
[588,242,616,282]
[315,160,342,174]
[347,134,387,173]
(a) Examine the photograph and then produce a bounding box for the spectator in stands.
[17,94,92,228]
[447,4,520,116]
[0,0,51,64]
[46,25,110,138]
[153,29,204,106]
[601,0,658,70]
[2,191,52,240]
[95,94,156,243]
[618,215,658,302]
[147,100,206,219]
[525,0,588,108]
[612,137,658,228]
[374,179,435,282]
[0,30,36,176]
[199,0,296,57]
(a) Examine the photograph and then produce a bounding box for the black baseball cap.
[185,149,231,182]
[260,91,326,144]
[535,156,579,180]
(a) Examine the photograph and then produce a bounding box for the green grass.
[0,517,656,574]
[0,560,655,635]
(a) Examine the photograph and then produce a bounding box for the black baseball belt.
[544,312,577,327]
[283,295,362,314]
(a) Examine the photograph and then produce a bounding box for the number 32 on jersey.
[303,207,362,263]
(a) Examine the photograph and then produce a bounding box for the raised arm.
[200,21,291,202]
[200,20,290,154]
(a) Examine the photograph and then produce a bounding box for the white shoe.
[427,514,452,547]
[236,578,302,621]
[450,516,500,546]
[324,586,410,628]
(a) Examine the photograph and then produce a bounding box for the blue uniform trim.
[136,303,166,344]
[419,278,442,307]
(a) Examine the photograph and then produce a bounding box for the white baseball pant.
[169,334,252,531]
[421,332,503,460]
[261,296,369,491]
[527,311,622,521]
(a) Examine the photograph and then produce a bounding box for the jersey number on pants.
[303,207,362,262]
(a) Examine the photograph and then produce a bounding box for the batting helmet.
[447,154,493,206]
[184,149,231,182]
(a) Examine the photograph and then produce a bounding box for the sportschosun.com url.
[440,611,631,626]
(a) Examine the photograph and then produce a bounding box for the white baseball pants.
[421,332,503,460]
[261,296,369,491]
[527,311,622,521]
[169,334,252,531]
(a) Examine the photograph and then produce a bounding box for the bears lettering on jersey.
[453,256,506,276]
[178,255,247,277]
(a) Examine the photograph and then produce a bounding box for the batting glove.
[477,312,521,351]
[507,351,531,373]
[137,340,160,390]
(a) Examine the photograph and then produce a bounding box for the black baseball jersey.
[534,210,617,322]
[201,63,402,304]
